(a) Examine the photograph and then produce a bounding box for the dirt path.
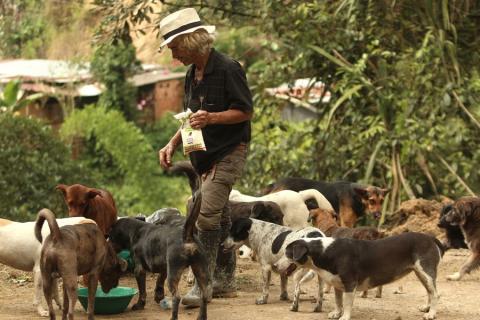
[0,249,478,320]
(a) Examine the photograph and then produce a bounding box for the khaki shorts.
[196,144,247,231]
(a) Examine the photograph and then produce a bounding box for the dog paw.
[360,291,368,298]
[313,304,322,313]
[255,297,268,305]
[446,272,461,281]
[423,310,436,320]
[393,286,404,294]
[289,303,298,312]
[419,304,431,313]
[328,310,343,319]
[279,292,289,301]
[38,309,49,317]
[132,303,145,311]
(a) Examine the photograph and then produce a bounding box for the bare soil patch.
[0,249,478,320]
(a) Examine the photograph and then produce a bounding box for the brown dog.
[56,184,117,236]
[265,178,389,227]
[443,196,480,281]
[308,208,385,298]
[35,209,127,320]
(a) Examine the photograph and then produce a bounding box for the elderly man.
[158,8,253,307]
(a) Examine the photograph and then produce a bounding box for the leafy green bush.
[0,114,93,221]
[90,40,140,121]
[60,105,190,215]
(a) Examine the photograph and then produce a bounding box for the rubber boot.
[212,223,237,298]
[181,229,221,307]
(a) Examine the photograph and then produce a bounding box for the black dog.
[230,200,284,225]
[108,164,209,320]
[265,177,389,227]
[279,232,445,320]
[438,203,468,249]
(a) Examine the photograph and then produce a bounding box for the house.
[266,78,331,122]
[0,59,185,129]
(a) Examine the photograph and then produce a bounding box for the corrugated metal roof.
[0,59,91,83]
[0,59,185,97]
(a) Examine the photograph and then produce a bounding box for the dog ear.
[56,184,67,197]
[381,188,390,195]
[87,189,102,199]
[292,242,308,262]
[250,203,266,218]
[353,187,369,200]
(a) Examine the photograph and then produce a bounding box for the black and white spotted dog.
[223,217,325,312]
[276,232,445,320]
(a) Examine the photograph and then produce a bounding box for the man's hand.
[158,143,176,169]
[189,110,210,129]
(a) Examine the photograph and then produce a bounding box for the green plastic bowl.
[77,287,138,314]
[118,250,135,271]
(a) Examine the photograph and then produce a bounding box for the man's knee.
[196,212,222,231]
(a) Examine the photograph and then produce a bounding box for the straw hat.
[159,8,215,48]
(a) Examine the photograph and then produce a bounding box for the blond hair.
[176,29,214,56]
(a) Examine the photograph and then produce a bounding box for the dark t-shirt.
[184,48,253,174]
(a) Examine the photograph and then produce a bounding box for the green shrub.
[0,114,94,221]
[60,105,190,215]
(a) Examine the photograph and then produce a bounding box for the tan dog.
[35,209,127,320]
[443,196,480,281]
[308,208,385,298]
[56,184,117,236]
[0,215,95,316]
[266,178,389,227]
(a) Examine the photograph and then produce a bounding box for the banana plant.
[0,80,43,113]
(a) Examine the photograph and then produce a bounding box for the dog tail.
[168,161,202,244]
[183,190,202,245]
[169,161,200,196]
[35,208,61,243]
[299,189,334,211]
[433,237,447,257]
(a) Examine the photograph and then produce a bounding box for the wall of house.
[153,78,184,120]
[20,98,64,131]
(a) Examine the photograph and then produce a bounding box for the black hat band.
[163,21,203,41]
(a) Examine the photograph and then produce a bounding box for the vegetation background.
[1,0,479,222]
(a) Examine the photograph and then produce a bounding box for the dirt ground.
[0,249,478,320]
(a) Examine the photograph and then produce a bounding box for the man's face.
[167,37,192,65]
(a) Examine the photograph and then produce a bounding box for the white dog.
[229,189,333,229]
[0,215,93,316]
[223,218,325,311]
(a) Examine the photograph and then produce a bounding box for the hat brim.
[160,25,216,49]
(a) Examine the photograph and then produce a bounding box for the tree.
[60,105,189,215]
[90,38,140,121]
[0,113,93,221]
[91,0,480,217]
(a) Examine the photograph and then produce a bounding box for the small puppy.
[442,196,480,280]
[108,185,209,320]
[308,208,385,298]
[56,184,117,236]
[223,217,325,312]
[35,209,127,320]
[278,232,444,320]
